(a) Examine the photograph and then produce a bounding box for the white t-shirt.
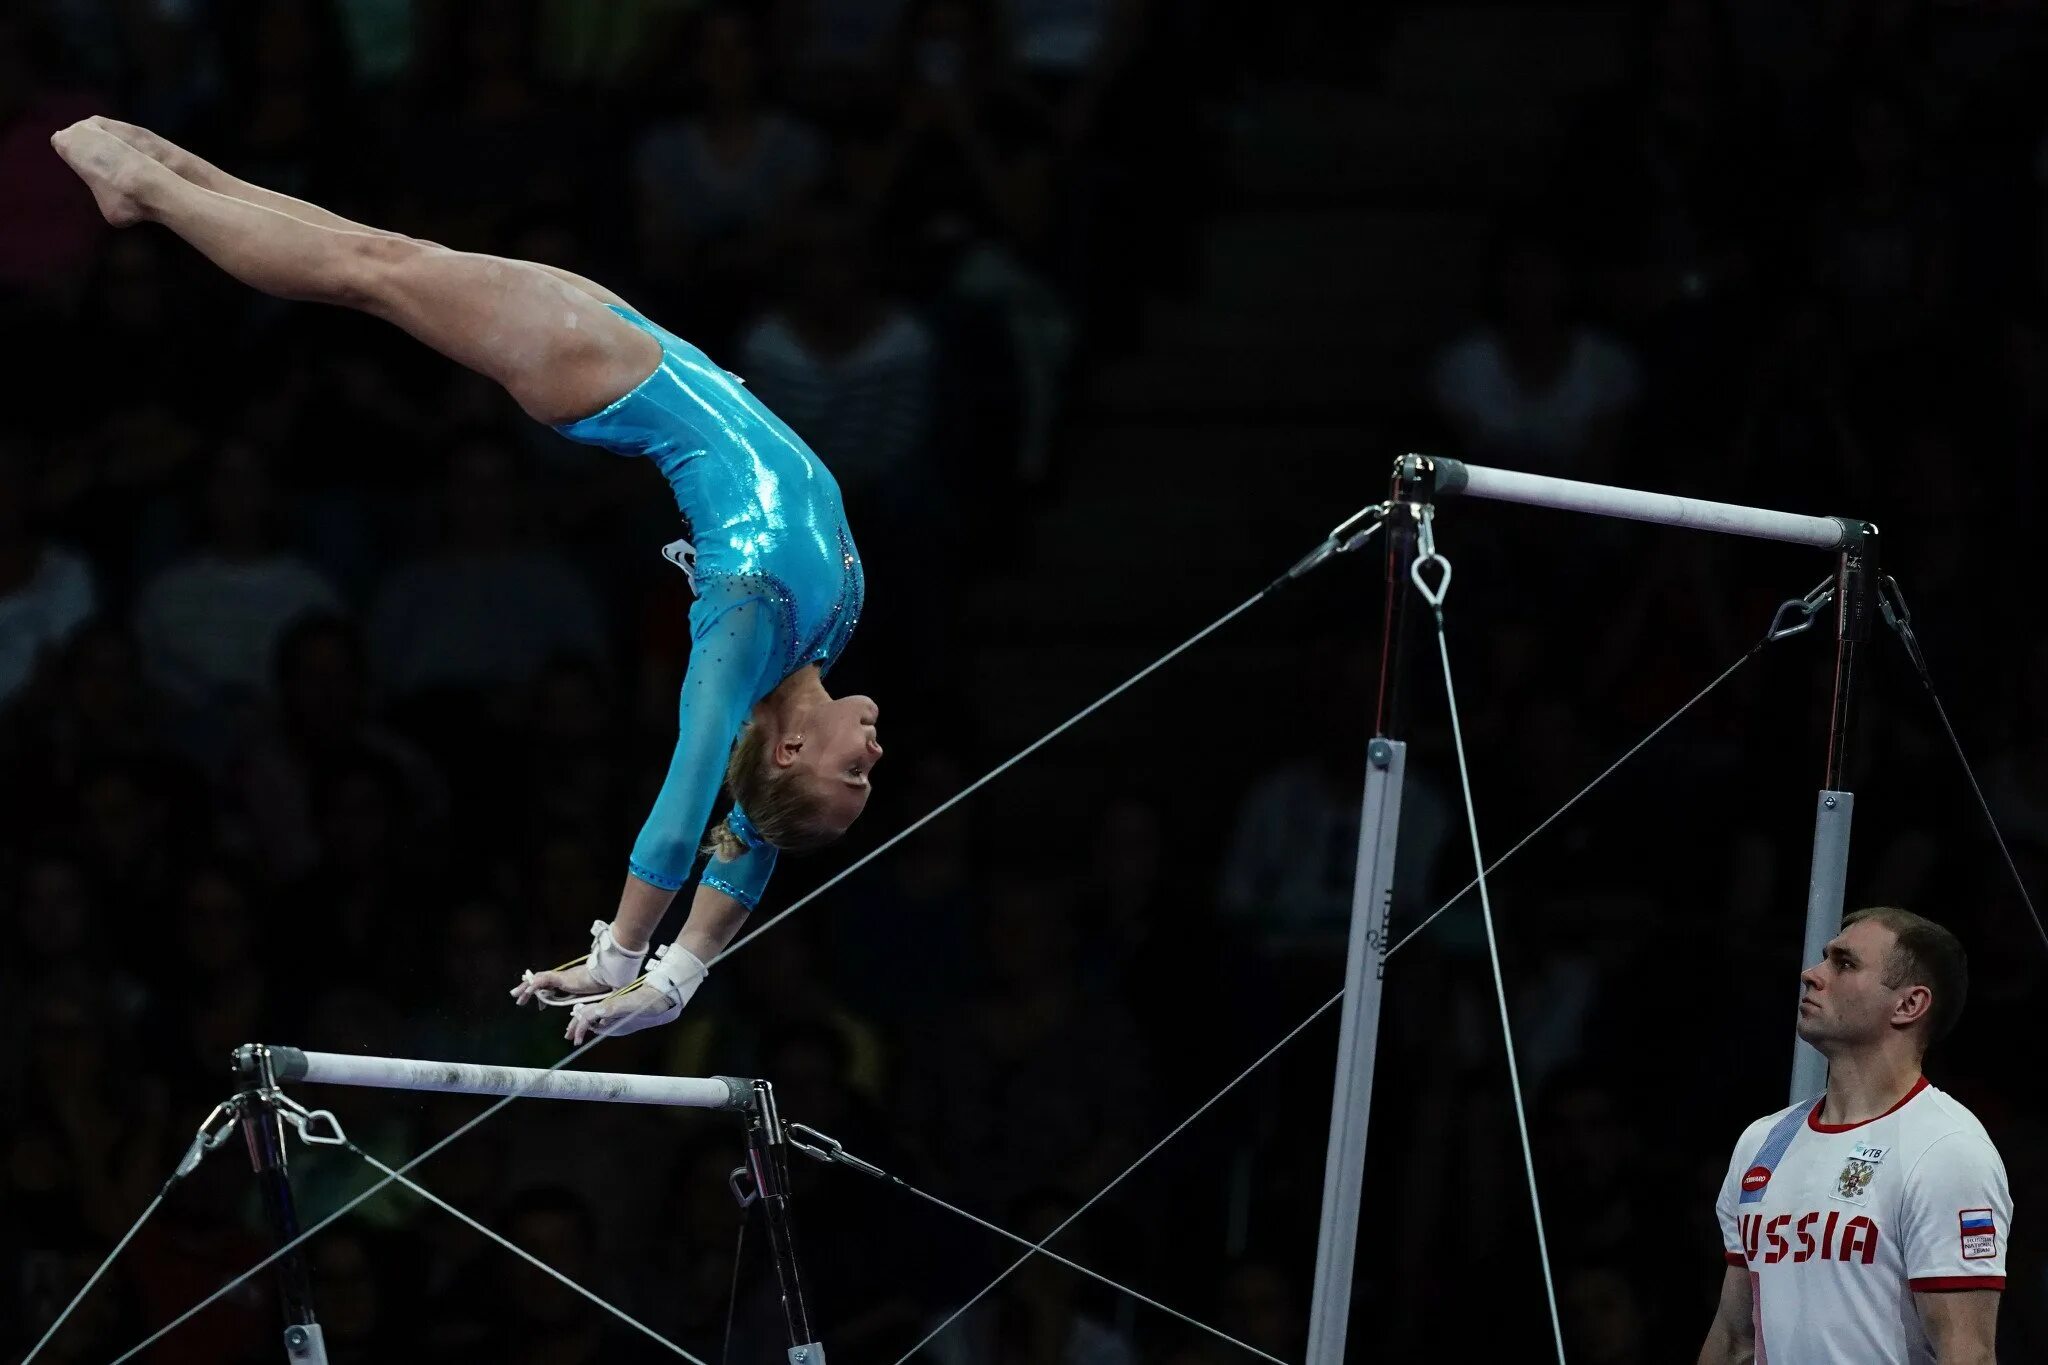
[1715,1078,2010,1364]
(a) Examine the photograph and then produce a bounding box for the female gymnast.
[52,118,884,1041]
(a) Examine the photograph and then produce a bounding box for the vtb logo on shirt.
[1738,1210,1881,1265]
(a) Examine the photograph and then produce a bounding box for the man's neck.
[1817,1047,1924,1127]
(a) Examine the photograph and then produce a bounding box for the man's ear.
[1894,983,1933,1031]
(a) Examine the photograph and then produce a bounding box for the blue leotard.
[555,306,863,909]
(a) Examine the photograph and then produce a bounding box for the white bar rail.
[262,1047,750,1111]
[1429,457,1851,549]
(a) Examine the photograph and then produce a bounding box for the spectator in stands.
[0,13,108,295]
[1808,83,1953,375]
[927,1188,1137,1365]
[1430,223,1643,477]
[288,751,437,995]
[133,441,342,709]
[489,1187,637,1364]
[306,1229,403,1365]
[902,881,1150,1208]
[71,759,184,919]
[369,430,605,700]
[1554,0,1762,349]
[400,0,593,248]
[237,610,444,881]
[206,0,358,197]
[779,0,912,95]
[1217,638,1453,971]
[633,4,826,339]
[0,441,94,713]
[865,0,1074,480]
[736,193,938,504]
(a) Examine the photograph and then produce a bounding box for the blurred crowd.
[3,0,2047,1361]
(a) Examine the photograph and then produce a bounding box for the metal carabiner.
[1329,501,1392,550]
[1876,574,1928,673]
[1286,502,1393,581]
[1766,575,1836,642]
[786,1123,888,1180]
[175,1097,247,1180]
[197,1100,242,1152]
[1877,573,1913,630]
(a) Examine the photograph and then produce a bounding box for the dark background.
[4,1,2046,1361]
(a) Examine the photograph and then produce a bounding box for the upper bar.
[1426,457,1850,549]
[260,1046,751,1111]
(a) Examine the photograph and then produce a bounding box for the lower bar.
[1305,737,1406,1364]
[252,1046,750,1110]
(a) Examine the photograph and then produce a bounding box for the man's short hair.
[1844,906,1969,1046]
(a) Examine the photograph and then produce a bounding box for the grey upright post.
[1305,736,1406,1364]
[1790,524,1875,1107]
[1792,792,1854,1101]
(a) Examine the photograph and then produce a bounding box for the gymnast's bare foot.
[50,121,158,227]
[85,115,207,184]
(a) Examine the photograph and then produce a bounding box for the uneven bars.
[253,1046,752,1111]
[1424,456,1851,549]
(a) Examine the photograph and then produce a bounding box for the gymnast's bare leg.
[50,118,658,427]
[85,117,629,309]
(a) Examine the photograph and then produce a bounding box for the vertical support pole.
[1373,488,1417,736]
[1793,791,1855,1100]
[1307,454,1432,1364]
[232,1047,329,1364]
[1305,738,1407,1364]
[746,1080,826,1364]
[1790,526,1875,1105]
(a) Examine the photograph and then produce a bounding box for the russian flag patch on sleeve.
[1959,1209,1997,1260]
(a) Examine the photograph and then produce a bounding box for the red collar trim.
[1808,1075,1929,1133]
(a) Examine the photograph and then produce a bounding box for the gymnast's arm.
[670,880,752,961]
[615,593,782,931]
[1695,1265,1755,1365]
[515,595,780,1004]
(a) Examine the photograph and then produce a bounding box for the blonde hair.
[701,721,841,861]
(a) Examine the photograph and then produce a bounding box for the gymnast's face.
[1795,918,1922,1052]
[786,694,884,833]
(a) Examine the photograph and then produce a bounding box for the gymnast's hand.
[510,920,649,1008]
[509,959,610,1008]
[561,981,677,1044]
[561,943,709,1044]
